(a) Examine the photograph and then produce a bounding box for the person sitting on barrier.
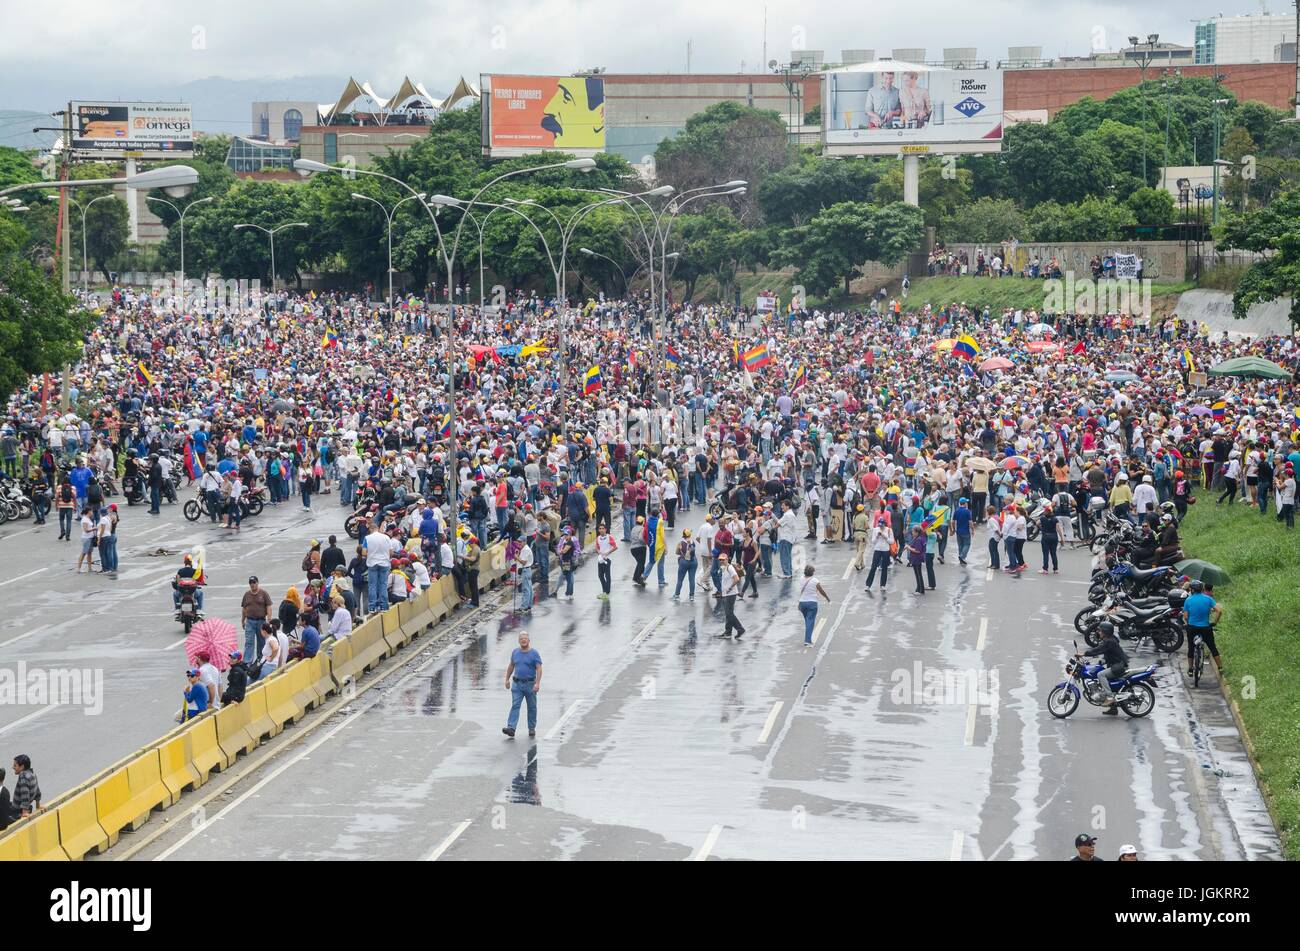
[292,609,325,660]
[324,598,348,644]
[196,651,221,712]
[183,667,209,721]
[222,650,250,705]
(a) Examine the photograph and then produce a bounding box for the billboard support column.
[903,154,920,206]
[60,103,72,411]
[124,156,140,243]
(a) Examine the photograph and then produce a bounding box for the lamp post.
[1128,33,1160,185]
[1176,177,1191,278]
[67,193,116,292]
[232,221,308,294]
[351,191,426,308]
[0,164,200,410]
[1211,97,1232,227]
[145,194,213,300]
[1161,68,1180,190]
[296,155,596,541]
[579,246,629,295]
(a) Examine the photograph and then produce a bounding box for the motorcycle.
[1047,641,1159,719]
[122,471,144,505]
[182,485,265,522]
[174,578,204,634]
[1074,589,1186,653]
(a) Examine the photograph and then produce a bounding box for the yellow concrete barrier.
[427,582,450,622]
[157,718,214,800]
[96,750,169,843]
[294,652,333,710]
[0,810,67,861]
[350,616,392,674]
[384,603,411,652]
[215,694,258,762]
[185,712,230,779]
[327,634,356,692]
[261,665,306,730]
[437,575,460,617]
[243,679,282,743]
[54,787,109,860]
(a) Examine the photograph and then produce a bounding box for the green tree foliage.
[1024,196,1136,242]
[756,156,882,226]
[940,197,1026,243]
[1125,186,1176,227]
[772,200,923,296]
[872,158,972,229]
[1217,190,1300,324]
[1002,123,1116,205]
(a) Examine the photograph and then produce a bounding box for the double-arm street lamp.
[146,194,213,299]
[351,191,426,308]
[232,221,309,294]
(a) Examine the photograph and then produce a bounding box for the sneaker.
[671,595,679,602]
[528,731,536,738]
[1102,706,1119,716]
[1038,569,1049,574]
[502,727,516,737]
[688,596,694,602]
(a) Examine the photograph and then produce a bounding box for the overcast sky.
[0,0,1283,114]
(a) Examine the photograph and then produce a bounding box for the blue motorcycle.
[1047,642,1158,719]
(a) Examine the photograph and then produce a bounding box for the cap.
[1074,834,1097,847]
[248,575,259,584]
[1118,843,1138,856]
[229,650,243,661]
[186,668,200,678]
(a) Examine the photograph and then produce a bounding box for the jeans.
[243,618,264,661]
[721,594,745,636]
[988,536,1001,570]
[59,508,74,538]
[367,565,391,613]
[99,535,118,572]
[33,495,49,523]
[301,481,312,508]
[560,567,574,597]
[149,485,161,514]
[518,569,533,609]
[778,540,793,576]
[173,588,203,610]
[507,679,537,732]
[759,544,773,575]
[645,550,666,584]
[798,601,818,644]
[206,489,222,522]
[1041,537,1059,571]
[957,533,971,563]
[674,560,697,598]
[865,550,890,588]
[924,553,936,588]
[622,508,636,541]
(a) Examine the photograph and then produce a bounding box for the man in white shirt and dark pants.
[714,552,746,640]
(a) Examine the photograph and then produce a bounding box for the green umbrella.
[1206,356,1292,380]
[1175,559,1231,586]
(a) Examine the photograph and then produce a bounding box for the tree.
[1024,197,1135,242]
[1125,187,1176,228]
[1083,119,1162,192]
[872,159,972,229]
[654,101,791,221]
[1217,189,1300,324]
[1002,123,1115,206]
[772,200,923,296]
[74,194,129,282]
[756,156,883,226]
[940,197,1025,243]
[0,224,91,403]
[1220,126,1257,213]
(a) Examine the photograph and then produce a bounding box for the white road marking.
[811,619,825,644]
[630,616,663,648]
[985,568,993,582]
[0,703,60,737]
[757,701,784,743]
[976,617,988,651]
[841,560,854,581]
[424,819,472,861]
[133,523,172,538]
[964,701,978,747]
[162,637,188,651]
[950,830,965,861]
[0,624,48,650]
[691,824,723,861]
[543,699,585,740]
[0,566,51,588]
[0,527,41,539]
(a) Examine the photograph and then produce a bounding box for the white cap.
[1118,843,1138,856]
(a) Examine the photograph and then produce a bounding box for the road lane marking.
[425,819,472,861]
[964,701,978,746]
[0,624,49,650]
[691,824,723,861]
[976,617,988,651]
[0,703,60,737]
[950,831,965,861]
[630,616,663,648]
[134,523,172,538]
[757,701,784,743]
[544,699,585,740]
[0,566,51,588]
[985,568,993,582]
[811,619,825,644]
[162,637,188,651]
[0,527,41,539]
[841,561,854,581]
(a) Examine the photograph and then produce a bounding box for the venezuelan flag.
[792,364,808,391]
[665,344,681,370]
[438,415,452,438]
[1181,349,1195,374]
[1211,400,1226,421]
[743,343,771,370]
[519,340,549,359]
[1293,407,1300,430]
[134,362,154,386]
[584,365,603,395]
[923,505,950,533]
[322,328,339,349]
[953,334,981,361]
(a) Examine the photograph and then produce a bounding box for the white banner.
[1113,253,1140,279]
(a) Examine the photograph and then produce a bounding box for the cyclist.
[1182,580,1222,675]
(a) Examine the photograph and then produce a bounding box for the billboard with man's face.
[70,102,193,157]
[823,67,1002,155]
[483,75,606,155]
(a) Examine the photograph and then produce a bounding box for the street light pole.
[67,193,114,292]
[233,221,309,295]
[1128,34,1160,185]
[351,191,426,309]
[146,194,213,302]
[1211,98,1231,227]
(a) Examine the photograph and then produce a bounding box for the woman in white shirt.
[796,565,831,648]
[257,625,281,681]
[864,517,894,590]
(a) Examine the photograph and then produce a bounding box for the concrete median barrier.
[260,665,306,731]
[294,652,334,710]
[157,718,215,799]
[243,680,283,744]
[0,810,66,861]
[384,603,411,652]
[96,750,170,843]
[215,693,258,762]
[54,787,109,860]
[186,712,230,779]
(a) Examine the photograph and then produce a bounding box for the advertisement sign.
[483,75,605,155]
[824,66,1003,155]
[70,102,193,156]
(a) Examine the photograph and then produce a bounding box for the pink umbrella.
[186,618,240,671]
[979,357,1014,372]
[1025,340,1063,355]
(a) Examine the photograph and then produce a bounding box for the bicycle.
[1190,629,1206,688]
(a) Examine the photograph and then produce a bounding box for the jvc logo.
[49,882,151,932]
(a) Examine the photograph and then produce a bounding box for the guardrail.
[0,542,512,861]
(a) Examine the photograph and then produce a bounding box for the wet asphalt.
[101,503,1278,862]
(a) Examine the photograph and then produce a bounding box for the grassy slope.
[1178,498,1300,859]
[908,275,1194,316]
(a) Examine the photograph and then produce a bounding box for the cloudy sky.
[0,0,1281,120]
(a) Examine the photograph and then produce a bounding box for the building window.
[324,133,337,164]
[283,108,303,141]
[258,114,270,139]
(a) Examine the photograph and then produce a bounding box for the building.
[1195,14,1297,64]
[251,101,319,142]
[225,135,296,174]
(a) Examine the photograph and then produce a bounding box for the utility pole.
[60,103,72,410]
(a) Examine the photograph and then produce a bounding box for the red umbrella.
[979,357,1014,372]
[186,618,240,671]
[1025,341,1063,355]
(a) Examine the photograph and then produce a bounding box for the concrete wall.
[942,240,1189,282]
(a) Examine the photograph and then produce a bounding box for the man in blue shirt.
[503,632,543,738]
[69,460,93,506]
[1182,580,1222,675]
[953,497,973,565]
[192,426,209,465]
[183,668,209,721]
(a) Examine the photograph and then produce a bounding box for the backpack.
[60,483,74,504]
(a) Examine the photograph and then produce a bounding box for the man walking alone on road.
[714,552,746,640]
[503,631,542,738]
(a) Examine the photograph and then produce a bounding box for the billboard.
[70,102,193,157]
[823,66,1002,155]
[482,75,605,156]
